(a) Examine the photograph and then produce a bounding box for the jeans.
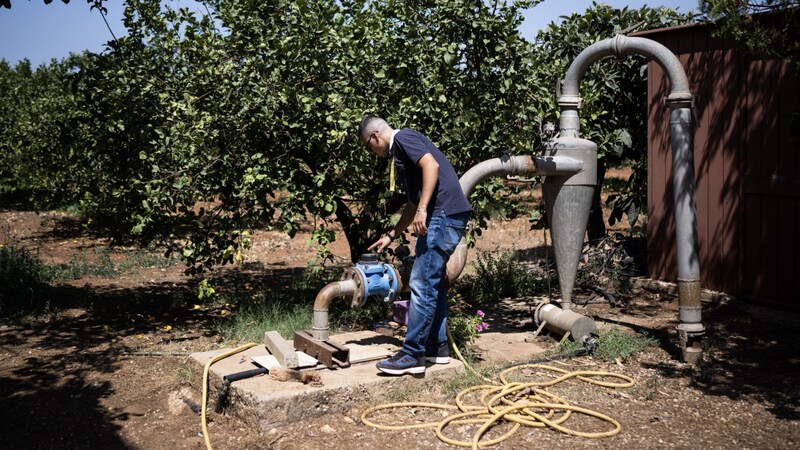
[403,211,469,357]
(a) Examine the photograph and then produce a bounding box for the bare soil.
[1,179,799,449]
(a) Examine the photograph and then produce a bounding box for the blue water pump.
[341,253,401,308]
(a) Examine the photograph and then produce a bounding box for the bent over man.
[358,115,472,375]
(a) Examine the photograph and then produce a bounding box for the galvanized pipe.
[558,34,703,363]
[559,34,692,137]
[312,279,357,341]
[534,303,597,344]
[445,154,586,284]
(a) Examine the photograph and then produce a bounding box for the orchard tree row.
[0,1,695,273]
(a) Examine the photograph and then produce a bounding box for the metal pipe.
[311,279,357,341]
[458,155,538,198]
[534,303,597,344]
[557,34,703,363]
[445,154,586,284]
[559,34,691,137]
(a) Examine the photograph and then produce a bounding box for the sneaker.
[376,352,425,375]
[425,342,450,364]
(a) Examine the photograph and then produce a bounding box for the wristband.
[385,231,395,240]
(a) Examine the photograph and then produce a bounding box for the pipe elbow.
[560,35,691,105]
[459,155,537,198]
[445,238,468,283]
[313,279,356,312]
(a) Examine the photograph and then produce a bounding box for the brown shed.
[635,22,799,309]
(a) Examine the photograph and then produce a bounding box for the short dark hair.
[358,115,387,140]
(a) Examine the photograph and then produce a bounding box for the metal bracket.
[293,330,350,369]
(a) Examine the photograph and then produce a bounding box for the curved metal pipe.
[312,279,357,341]
[458,155,537,198]
[557,34,703,363]
[558,34,692,137]
[446,154,586,283]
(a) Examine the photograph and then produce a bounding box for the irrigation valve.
[341,253,401,308]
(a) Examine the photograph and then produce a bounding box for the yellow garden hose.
[361,332,635,448]
[201,342,258,450]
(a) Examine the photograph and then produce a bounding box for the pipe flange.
[557,95,583,109]
[665,91,693,109]
[341,268,367,308]
[676,322,705,334]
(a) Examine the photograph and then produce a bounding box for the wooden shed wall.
[641,24,799,308]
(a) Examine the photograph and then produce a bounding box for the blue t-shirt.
[391,129,472,216]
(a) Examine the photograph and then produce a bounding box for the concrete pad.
[190,330,464,430]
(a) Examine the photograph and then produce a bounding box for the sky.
[0,0,701,68]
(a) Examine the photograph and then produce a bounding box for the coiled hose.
[361,330,633,448]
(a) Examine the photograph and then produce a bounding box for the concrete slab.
[190,330,464,430]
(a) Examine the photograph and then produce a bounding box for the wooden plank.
[761,195,779,301]
[743,175,800,197]
[647,46,673,280]
[742,195,761,297]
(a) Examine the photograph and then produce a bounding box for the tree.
[75,0,544,272]
[700,0,800,62]
[531,2,696,241]
[0,54,94,207]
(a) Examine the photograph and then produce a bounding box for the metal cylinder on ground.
[534,303,597,344]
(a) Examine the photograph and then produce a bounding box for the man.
[358,115,472,375]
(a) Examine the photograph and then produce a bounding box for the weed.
[464,250,545,304]
[385,384,418,403]
[593,327,658,362]
[0,244,56,291]
[218,298,313,343]
[643,375,660,400]
[118,248,179,271]
[331,298,390,332]
[545,326,658,362]
[53,247,117,281]
[174,360,195,384]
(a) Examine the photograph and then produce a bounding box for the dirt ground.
[1,186,799,449]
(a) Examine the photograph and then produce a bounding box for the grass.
[218,299,313,343]
[1,242,179,287]
[215,268,390,343]
[442,364,497,397]
[546,326,659,362]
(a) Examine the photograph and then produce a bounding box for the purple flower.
[477,310,485,318]
[476,324,484,332]
[482,323,489,330]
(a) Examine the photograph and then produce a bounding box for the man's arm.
[411,153,439,235]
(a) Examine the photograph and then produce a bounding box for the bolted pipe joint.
[311,253,401,341]
[341,253,401,308]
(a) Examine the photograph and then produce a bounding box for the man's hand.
[412,210,428,235]
[368,235,392,253]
